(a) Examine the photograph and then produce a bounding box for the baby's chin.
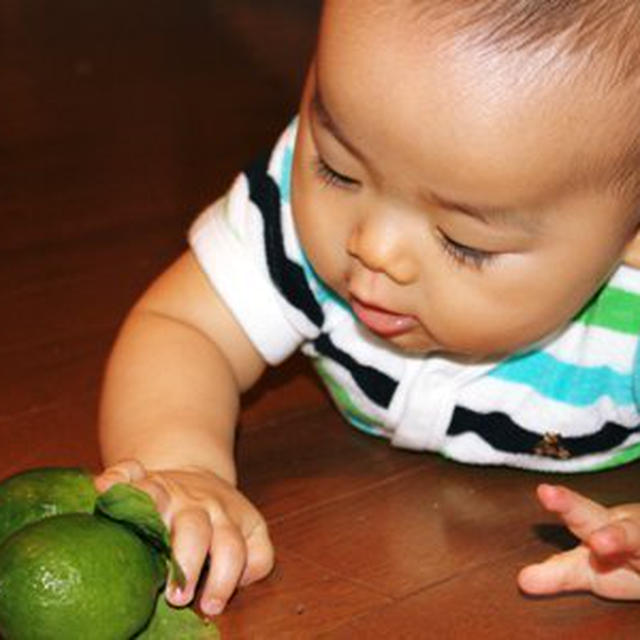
[378,329,441,356]
[387,330,512,363]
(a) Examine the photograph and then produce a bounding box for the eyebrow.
[311,88,367,163]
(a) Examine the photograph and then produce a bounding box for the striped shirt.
[189,120,640,472]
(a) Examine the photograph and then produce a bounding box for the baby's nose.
[347,216,419,285]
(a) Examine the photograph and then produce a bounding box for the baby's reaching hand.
[94,460,274,616]
[518,484,640,600]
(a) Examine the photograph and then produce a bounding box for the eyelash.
[312,155,359,189]
[438,231,496,270]
[311,154,496,270]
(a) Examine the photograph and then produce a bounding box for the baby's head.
[290,0,640,358]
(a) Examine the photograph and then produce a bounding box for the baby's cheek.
[431,293,542,356]
[313,249,348,298]
[298,214,350,292]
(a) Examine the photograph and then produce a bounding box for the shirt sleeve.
[188,122,321,365]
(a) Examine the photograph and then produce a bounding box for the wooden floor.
[2,2,640,637]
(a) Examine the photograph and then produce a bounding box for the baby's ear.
[622,225,640,269]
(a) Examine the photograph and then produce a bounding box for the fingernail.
[202,599,224,617]
[168,586,188,605]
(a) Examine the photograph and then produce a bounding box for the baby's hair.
[415,0,640,83]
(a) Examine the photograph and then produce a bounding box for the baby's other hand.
[518,484,640,600]
[95,459,274,616]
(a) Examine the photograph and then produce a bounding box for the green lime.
[0,513,166,640]
[0,468,97,545]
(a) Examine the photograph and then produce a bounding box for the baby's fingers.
[94,459,146,492]
[167,508,213,607]
[240,520,275,587]
[589,517,640,560]
[536,484,610,542]
[518,546,593,595]
[199,523,247,617]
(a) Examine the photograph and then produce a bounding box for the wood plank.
[322,543,640,639]
[269,453,640,602]
[216,548,391,640]
[237,407,424,520]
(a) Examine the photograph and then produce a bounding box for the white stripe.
[609,263,640,294]
[458,375,639,437]
[541,321,635,373]
[442,431,640,472]
[306,350,392,426]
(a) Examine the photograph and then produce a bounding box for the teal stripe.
[489,351,634,407]
[346,413,387,438]
[279,144,293,204]
[300,250,352,312]
[277,118,298,204]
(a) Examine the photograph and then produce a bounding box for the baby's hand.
[518,484,640,600]
[94,460,274,616]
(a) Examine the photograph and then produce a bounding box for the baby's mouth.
[350,296,419,338]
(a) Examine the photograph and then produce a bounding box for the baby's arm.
[96,250,273,616]
[518,484,640,600]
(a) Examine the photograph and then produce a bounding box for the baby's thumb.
[94,458,146,492]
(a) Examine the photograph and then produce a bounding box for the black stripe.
[245,154,398,409]
[314,334,398,408]
[245,155,324,328]
[448,406,640,458]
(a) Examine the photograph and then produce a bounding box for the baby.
[96,0,640,616]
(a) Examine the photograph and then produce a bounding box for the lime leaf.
[95,483,187,590]
[96,484,171,554]
[135,597,221,639]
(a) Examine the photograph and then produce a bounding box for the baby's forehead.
[319,0,640,197]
